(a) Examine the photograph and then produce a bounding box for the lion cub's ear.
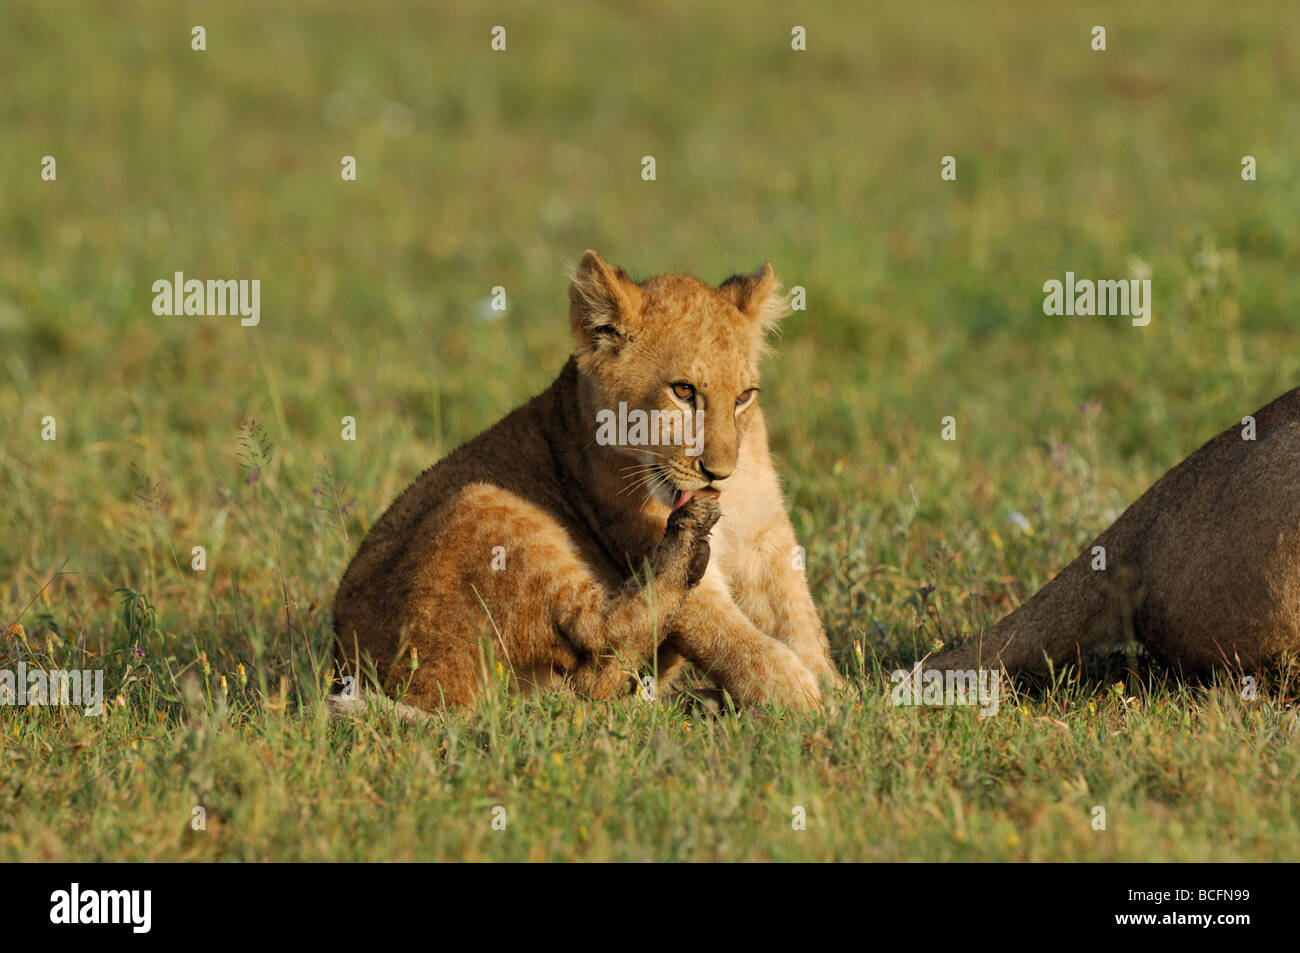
[569,250,644,354]
[718,262,790,334]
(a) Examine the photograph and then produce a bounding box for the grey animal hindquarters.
[929,387,1300,675]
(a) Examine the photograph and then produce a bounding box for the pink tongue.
[670,488,720,513]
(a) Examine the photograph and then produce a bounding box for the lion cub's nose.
[697,460,734,483]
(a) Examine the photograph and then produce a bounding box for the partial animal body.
[333,251,837,710]
[931,387,1300,675]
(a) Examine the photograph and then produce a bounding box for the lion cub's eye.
[736,388,758,409]
[671,383,695,403]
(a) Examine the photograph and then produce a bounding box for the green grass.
[2,0,1299,861]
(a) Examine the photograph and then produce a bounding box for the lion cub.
[333,251,836,710]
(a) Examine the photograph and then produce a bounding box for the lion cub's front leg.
[565,495,719,698]
[728,516,841,689]
[662,499,838,709]
[667,569,823,711]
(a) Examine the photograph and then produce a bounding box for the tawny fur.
[333,251,837,710]
[931,387,1300,675]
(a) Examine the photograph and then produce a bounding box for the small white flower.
[1126,254,1152,281]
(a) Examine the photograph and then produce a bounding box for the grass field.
[2,1,1299,861]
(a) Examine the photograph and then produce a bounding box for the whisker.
[640,469,676,514]
[619,463,664,476]
[620,469,664,498]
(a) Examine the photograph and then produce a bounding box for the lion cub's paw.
[664,495,721,587]
[685,537,712,588]
[761,653,823,712]
[666,494,722,536]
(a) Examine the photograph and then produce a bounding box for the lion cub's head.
[568,250,789,512]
